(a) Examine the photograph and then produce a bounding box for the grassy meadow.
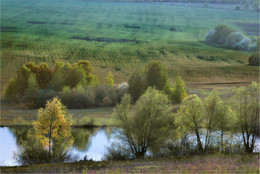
[1,0,259,91]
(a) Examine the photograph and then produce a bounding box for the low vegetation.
[1,154,258,173]
[128,61,187,103]
[3,61,129,109]
[206,24,258,51]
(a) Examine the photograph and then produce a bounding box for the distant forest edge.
[89,0,259,5]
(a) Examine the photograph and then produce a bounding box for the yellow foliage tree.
[34,97,73,161]
[105,72,114,87]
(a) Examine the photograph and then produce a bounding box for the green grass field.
[1,0,259,90]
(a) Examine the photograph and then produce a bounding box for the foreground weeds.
[1,154,259,173]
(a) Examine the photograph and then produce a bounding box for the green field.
[1,0,259,90]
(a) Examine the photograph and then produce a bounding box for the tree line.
[3,61,125,108]
[110,81,259,160]
[4,60,187,108]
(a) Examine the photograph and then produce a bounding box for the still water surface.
[0,127,118,166]
[0,127,259,166]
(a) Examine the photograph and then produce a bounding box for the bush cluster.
[4,61,126,108]
[128,61,187,103]
[205,25,258,51]
[248,51,260,66]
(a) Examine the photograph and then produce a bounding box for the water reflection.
[0,127,117,166]
[0,127,259,166]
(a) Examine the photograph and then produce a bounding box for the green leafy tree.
[203,90,221,152]
[171,76,187,103]
[128,71,148,102]
[146,61,169,91]
[215,102,234,152]
[176,94,204,153]
[34,97,74,161]
[232,82,259,153]
[50,70,65,91]
[105,72,114,87]
[25,75,40,107]
[86,74,100,86]
[114,88,173,158]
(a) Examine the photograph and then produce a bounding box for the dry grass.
[1,154,259,173]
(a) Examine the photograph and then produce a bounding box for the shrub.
[206,25,257,51]
[235,5,241,10]
[248,52,260,66]
[105,72,114,87]
[205,29,216,43]
[104,143,132,161]
[211,25,234,45]
[225,32,246,49]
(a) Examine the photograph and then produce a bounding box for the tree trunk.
[220,130,224,153]
[195,129,204,153]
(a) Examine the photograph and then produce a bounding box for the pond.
[0,127,259,166]
[0,127,119,166]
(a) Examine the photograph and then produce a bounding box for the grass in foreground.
[1,154,259,173]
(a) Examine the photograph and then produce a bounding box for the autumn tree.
[105,72,114,87]
[4,66,31,100]
[63,65,86,88]
[34,97,74,161]
[114,88,173,159]
[77,60,94,75]
[233,82,259,153]
[176,94,204,153]
[35,63,53,89]
[171,76,187,103]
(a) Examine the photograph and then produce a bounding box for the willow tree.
[34,97,73,161]
[114,88,173,158]
[176,94,204,153]
[233,82,259,153]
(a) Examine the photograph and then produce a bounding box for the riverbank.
[0,83,251,127]
[1,154,259,173]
